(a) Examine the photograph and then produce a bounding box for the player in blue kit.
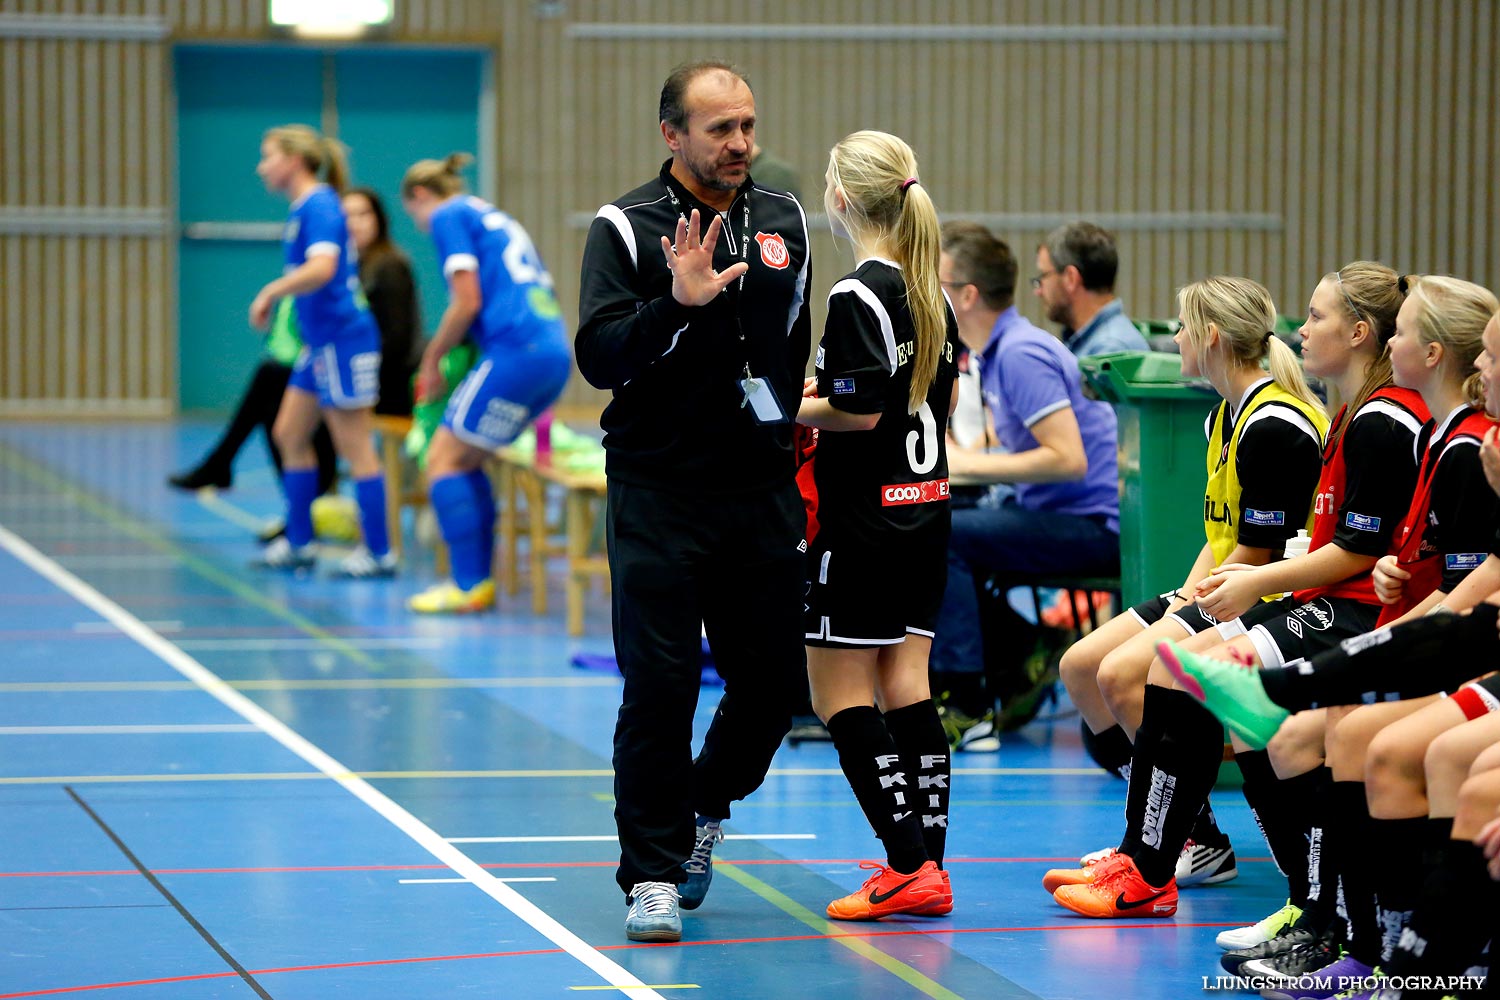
[251,125,395,578]
[400,154,572,613]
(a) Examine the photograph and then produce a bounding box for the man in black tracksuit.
[576,62,812,941]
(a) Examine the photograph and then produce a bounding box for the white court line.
[446,834,816,844]
[0,724,260,735]
[0,523,665,1000]
[400,877,557,885]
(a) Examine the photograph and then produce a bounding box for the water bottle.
[1284,529,1311,559]
[535,410,553,464]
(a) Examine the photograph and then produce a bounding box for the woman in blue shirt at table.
[400,154,572,613]
[251,125,394,578]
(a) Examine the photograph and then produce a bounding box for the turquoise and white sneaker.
[625,881,681,942]
[1155,639,1289,748]
[679,816,723,910]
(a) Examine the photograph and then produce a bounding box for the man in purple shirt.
[934,223,1122,750]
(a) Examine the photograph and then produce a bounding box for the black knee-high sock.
[1368,816,1432,962]
[1189,800,1231,847]
[1119,687,1170,858]
[1335,780,1383,966]
[1133,687,1228,887]
[884,700,951,868]
[1385,829,1497,992]
[1238,751,1329,911]
[1260,606,1500,713]
[1084,723,1134,780]
[826,706,928,874]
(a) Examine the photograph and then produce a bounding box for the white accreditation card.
[739,376,789,425]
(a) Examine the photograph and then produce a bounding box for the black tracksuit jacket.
[576,161,813,495]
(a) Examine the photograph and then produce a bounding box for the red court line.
[0,921,1249,998]
[0,856,1275,879]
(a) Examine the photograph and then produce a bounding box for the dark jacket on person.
[577,161,812,495]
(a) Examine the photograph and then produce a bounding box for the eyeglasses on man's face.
[1030,268,1059,290]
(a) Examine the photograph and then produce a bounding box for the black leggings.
[199,360,337,495]
[1261,604,1500,712]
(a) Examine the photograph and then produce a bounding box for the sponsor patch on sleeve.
[832,378,856,395]
[1243,508,1286,527]
[1345,512,1382,532]
[1446,552,1484,572]
[815,345,825,369]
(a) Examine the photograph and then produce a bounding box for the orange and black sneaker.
[826,860,951,921]
[1042,846,1121,894]
[1052,853,1177,918]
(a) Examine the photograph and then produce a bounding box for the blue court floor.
[0,420,1285,999]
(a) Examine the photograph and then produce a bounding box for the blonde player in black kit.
[798,131,961,921]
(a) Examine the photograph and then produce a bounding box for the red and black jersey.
[811,259,960,547]
[1376,405,1500,626]
[1294,386,1429,604]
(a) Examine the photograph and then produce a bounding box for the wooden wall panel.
[0,1,1495,416]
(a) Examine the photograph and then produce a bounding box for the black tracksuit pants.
[608,478,806,895]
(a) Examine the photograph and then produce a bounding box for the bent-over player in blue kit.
[400,154,572,613]
[251,125,394,578]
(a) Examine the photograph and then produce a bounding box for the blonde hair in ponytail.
[401,152,473,200]
[1322,260,1403,451]
[264,125,349,194]
[1178,275,1323,412]
[826,131,945,414]
[1400,275,1500,409]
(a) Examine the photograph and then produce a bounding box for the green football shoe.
[1155,640,1289,749]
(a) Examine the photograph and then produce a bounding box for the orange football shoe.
[1053,853,1177,918]
[1042,847,1122,894]
[826,860,951,921]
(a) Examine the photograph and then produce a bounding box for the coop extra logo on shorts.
[881,478,950,506]
[755,231,790,269]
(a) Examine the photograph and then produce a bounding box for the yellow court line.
[713,863,963,1000]
[0,444,378,670]
[0,677,620,693]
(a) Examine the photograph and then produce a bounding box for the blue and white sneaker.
[625,881,681,942]
[680,816,723,910]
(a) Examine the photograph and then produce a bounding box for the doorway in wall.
[174,45,486,412]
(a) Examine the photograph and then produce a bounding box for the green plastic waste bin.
[1080,351,1220,608]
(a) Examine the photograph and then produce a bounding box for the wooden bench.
[494,447,608,636]
[371,414,448,577]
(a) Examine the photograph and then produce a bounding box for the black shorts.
[804,532,947,648]
[1220,595,1383,668]
[1129,590,1222,635]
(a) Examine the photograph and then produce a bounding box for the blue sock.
[464,468,496,580]
[430,474,487,590]
[354,475,390,557]
[283,468,319,547]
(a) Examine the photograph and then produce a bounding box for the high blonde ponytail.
[401,152,473,200]
[826,131,945,414]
